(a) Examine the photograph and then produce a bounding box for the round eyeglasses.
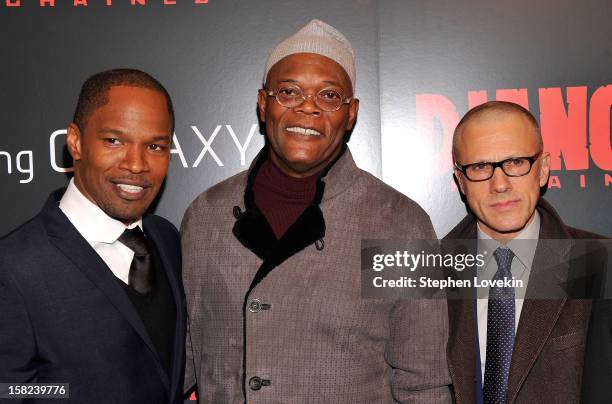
[266,86,352,112]
[454,152,542,182]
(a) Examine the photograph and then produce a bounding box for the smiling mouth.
[286,126,322,136]
[117,183,145,194]
[111,180,151,200]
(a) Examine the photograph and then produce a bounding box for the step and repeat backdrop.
[1,0,610,238]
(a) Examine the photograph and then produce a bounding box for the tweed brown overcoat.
[181,149,452,403]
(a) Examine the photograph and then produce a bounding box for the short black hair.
[72,68,175,133]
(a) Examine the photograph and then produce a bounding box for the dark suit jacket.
[445,199,602,404]
[0,190,186,404]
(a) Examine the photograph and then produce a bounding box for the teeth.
[117,184,144,193]
[286,127,321,136]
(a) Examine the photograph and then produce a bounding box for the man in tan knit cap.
[182,19,451,403]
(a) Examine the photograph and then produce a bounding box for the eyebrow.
[98,128,125,136]
[466,154,534,164]
[322,80,342,87]
[97,128,171,141]
[151,135,171,142]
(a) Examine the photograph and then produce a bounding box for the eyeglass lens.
[276,87,344,111]
[465,157,533,180]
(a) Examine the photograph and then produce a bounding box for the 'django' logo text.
[416,84,612,190]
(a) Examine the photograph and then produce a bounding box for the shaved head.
[451,100,551,241]
[453,101,542,162]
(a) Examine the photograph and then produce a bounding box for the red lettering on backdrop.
[163,0,176,4]
[548,176,562,189]
[415,94,460,174]
[495,89,529,109]
[39,0,55,6]
[194,0,208,3]
[605,173,612,187]
[6,0,20,6]
[73,0,87,6]
[418,85,610,186]
[590,85,612,171]
[467,90,488,109]
[538,87,588,170]
[131,0,145,5]
[106,0,111,5]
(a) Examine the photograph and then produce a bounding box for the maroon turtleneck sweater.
[253,159,319,239]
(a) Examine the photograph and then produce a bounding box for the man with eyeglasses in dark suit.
[444,100,607,404]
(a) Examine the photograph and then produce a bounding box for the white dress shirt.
[59,179,142,284]
[476,212,540,383]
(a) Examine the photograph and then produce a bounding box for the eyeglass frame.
[265,86,353,112]
[454,151,543,182]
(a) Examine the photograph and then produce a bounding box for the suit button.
[249,376,261,391]
[249,299,261,312]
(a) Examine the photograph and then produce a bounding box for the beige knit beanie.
[263,19,356,91]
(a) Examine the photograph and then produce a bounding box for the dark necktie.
[118,227,154,295]
[483,247,515,404]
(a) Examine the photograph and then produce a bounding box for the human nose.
[119,145,149,173]
[489,166,511,193]
[294,93,321,116]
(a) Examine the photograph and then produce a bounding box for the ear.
[257,89,267,123]
[346,98,359,130]
[454,168,466,195]
[538,151,551,187]
[66,123,83,161]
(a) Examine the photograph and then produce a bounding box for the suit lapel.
[144,217,184,399]
[507,298,565,402]
[506,200,574,402]
[508,246,571,402]
[42,192,169,391]
[445,219,480,403]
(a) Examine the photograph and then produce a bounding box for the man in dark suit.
[445,101,603,403]
[0,69,186,403]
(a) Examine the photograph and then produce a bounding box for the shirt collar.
[477,211,540,270]
[59,178,142,244]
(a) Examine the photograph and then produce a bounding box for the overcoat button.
[249,376,262,391]
[315,238,325,250]
[248,299,261,312]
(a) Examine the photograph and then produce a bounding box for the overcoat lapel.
[241,204,326,295]
[447,298,477,403]
[41,192,169,391]
[233,146,346,296]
